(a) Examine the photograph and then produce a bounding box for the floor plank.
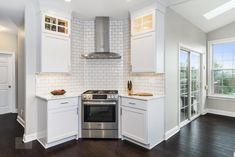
[0,113,234,157]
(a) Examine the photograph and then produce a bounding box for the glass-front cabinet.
[130,6,165,73]
[37,11,71,73]
[131,11,155,36]
[43,14,70,36]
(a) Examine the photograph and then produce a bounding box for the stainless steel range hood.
[82,17,121,59]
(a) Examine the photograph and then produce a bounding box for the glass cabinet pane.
[133,25,142,33]
[143,14,153,23]
[58,19,68,27]
[45,16,56,24]
[134,17,142,26]
[143,14,153,31]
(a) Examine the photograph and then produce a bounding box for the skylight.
[204,0,235,20]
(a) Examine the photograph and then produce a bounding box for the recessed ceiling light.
[64,0,71,2]
[204,0,235,20]
[0,26,6,32]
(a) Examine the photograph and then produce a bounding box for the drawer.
[48,97,78,110]
[121,98,147,110]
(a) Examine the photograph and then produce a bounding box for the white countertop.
[119,94,165,101]
[36,92,164,101]
[36,93,82,101]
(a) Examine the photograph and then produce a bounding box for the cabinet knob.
[8,85,11,88]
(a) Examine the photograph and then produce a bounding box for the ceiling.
[0,0,27,33]
[171,0,235,32]
[69,0,187,18]
[1,0,235,33]
[0,0,185,33]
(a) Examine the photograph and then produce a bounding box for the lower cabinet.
[121,97,164,150]
[122,106,148,144]
[37,97,79,148]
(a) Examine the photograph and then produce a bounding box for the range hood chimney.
[82,17,121,59]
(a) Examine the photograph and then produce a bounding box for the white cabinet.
[131,32,156,72]
[37,11,71,73]
[121,97,164,150]
[130,4,165,73]
[122,106,148,144]
[41,34,70,73]
[37,97,79,148]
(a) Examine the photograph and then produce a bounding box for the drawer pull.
[129,102,136,105]
[60,102,69,104]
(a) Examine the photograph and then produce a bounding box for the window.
[210,40,235,96]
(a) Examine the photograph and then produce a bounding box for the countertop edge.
[36,94,81,101]
[119,95,165,101]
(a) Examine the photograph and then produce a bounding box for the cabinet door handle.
[129,102,136,105]
[60,102,69,104]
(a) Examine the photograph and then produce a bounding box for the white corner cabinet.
[120,97,164,150]
[37,97,79,149]
[130,4,165,73]
[37,11,71,73]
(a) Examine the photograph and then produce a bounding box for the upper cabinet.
[130,4,165,73]
[37,11,71,73]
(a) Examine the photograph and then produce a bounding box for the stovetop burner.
[83,90,118,95]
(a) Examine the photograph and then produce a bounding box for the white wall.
[165,8,207,132]
[207,21,235,114]
[0,32,17,52]
[207,22,235,41]
[24,0,39,140]
[17,25,25,120]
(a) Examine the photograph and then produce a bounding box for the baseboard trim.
[23,133,37,143]
[164,126,180,140]
[17,115,25,128]
[207,109,235,118]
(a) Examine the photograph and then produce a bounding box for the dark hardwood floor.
[0,113,234,157]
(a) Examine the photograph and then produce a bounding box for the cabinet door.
[121,106,148,144]
[47,106,78,143]
[131,11,155,36]
[131,32,156,72]
[41,33,71,73]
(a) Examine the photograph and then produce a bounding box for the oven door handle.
[83,102,117,105]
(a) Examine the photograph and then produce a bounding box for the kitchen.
[0,0,235,157]
[35,3,165,149]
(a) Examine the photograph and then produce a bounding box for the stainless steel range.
[82,90,119,139]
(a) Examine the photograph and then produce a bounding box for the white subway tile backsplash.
[36,17,165,96]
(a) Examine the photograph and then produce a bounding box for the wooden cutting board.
[131,92,153,96]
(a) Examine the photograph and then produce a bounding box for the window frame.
[208,38,235,98]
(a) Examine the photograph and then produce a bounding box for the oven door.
[82,101,118,130]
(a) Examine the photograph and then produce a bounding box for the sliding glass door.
[180,48,201,126]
